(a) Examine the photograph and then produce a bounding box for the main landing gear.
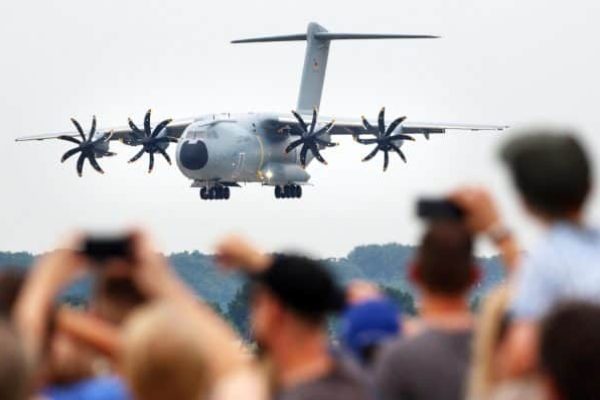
[274,184,302,199]
[200,185,231,201]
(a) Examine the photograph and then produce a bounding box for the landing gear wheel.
[283,185,291,198]
[223,186,230,200]
[295,185,302,198]
[208,187,216,200]
[275,186,282,199]
[200,187,208,200]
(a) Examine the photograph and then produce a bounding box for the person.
[14,231,266,400]
[215,236,373,400]
[341,281,400,369]
[454,130,599,377]
[374,220,479,400]
[539,301,600,400]
[0,321,28,400]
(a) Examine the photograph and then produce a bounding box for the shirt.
[510,222,600,320]
[277,356,372,400]
[375,328,473,400]
[42,376,131,400]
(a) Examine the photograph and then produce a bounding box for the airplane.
[16,22,507,201]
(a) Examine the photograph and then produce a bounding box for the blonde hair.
[121,302,211,400]
[467,284,511,400]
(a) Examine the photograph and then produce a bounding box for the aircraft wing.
[276,115,507,137]
[15,117,196,143]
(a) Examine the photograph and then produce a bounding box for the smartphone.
[416,198,465,220]
[82,235,132,263]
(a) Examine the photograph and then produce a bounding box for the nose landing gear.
[200,185,231,200]
[274,184,302,199]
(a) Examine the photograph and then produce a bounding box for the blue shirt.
[42,376,131,400]
[511,222,600,320]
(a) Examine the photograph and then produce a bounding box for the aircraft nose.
[179,140,209,170]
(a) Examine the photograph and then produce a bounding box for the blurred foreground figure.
[540,301,600,400]
[216,236,373,400]
[501,131,599,376]
[375,221,478,400]
[341,281,400,369]
[14,232,267,400]
[0,321,28,400]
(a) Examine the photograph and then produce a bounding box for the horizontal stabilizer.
[231,34,307,43]
[314,33,440,40]
[231,33,439,44]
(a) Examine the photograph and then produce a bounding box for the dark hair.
[252,254,345,325]
[416,221,475,295]
[501,131,592,218]
[0,268,27,318]
[0,321,28,400]
[540,301,600,400]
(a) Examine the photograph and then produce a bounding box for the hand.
[214,235,272,274]
[449,187,501,234]
[128,230,180,299]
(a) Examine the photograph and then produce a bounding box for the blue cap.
[341,298,401,362]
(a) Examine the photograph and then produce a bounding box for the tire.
[208,187,216,200]
[275,186,282,199]
[200,187,207,200]
[296,185,302,198]
[224,187,230,200]
[283,185,291,198]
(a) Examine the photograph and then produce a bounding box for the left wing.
[15,117,196,143]
[277,115,507,137]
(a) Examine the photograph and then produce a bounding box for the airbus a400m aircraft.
[17,22,507,201]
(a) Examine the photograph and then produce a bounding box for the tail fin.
[231,23,439,113]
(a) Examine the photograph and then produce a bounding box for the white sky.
[1,0,599,257]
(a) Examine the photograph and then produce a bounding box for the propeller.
[285,109,337,167]
[354,107,416,171]
[126,109,177,173]
[57,116,114,177]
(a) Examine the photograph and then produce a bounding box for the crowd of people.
[1,127,599,400]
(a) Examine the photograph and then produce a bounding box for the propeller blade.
[88,154,104,174]
[309,108,318,134]
[152,118,172,138]
[362,146,380,162]
[300,145,309,167]
[314,121,335,137]
[76,153,86,177]
[89,115,97,141]
[387,134,416,142]
[143,109,152,137]
[377,107,386,137]
[285,138,304,153]
[390,143,407,163]
[383,150,389,171]
[57,136,82,145]
[291,110,308,133]
[361,116,374,131]
[61,147,82,163]
[148,152,155,173]
[167,137,179,143]
[71,118,86,141]
[385,116,407,136]
[311,146,328,165]
[156,147,171,165]
[128,148,146,164]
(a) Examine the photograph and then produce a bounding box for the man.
[540,301,600,400]
[375,220,479,400]
[454,130,600,376]
[216,236,372,400]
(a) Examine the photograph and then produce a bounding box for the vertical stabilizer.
[296,23,330,113]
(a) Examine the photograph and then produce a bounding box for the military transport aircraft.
[16,22,507,200]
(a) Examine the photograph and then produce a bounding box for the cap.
[252,254,346,319]
[341,298,400,360]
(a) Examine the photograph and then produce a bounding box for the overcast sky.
[1,0,599,257]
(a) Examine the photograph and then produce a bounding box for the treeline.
[0,243,504,333]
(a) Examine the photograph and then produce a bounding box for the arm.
[450,187,521,274]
